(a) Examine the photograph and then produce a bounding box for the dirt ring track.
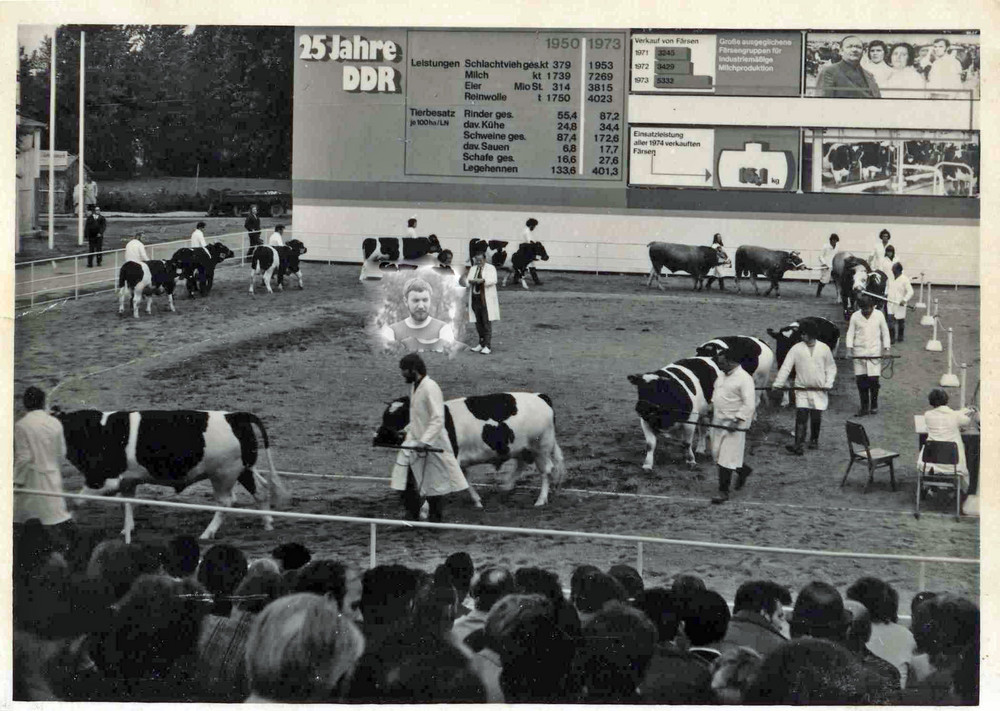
[13,262,980,610]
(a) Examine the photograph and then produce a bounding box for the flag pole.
[77,30,85,247]
[48,31,56,250]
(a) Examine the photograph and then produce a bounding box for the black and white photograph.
[6,1,990,706]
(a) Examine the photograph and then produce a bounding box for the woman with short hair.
[917,388,976,495]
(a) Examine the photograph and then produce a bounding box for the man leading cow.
[710,344,756,505]
[771,319,837,455]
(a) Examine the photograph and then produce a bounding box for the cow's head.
[51,409,115,489]
[287,239,307,256]
[373,397,410,447]
[628,372,690,430]
[426,234,442,253]
[767,322,800,367]
[785,251,807,270]
[532,241,549,261]
[850,265,870,295]
[164,258,185,280]
[695,340,728,359]
[210,243,235,263]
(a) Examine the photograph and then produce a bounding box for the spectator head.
[671,573,706,596]
[929,388,950,407]
[570,564,601,600]
[840,36,865,64]
[86,540,145,601]
[744,637,880,704]
[350,645,485,703]
[274,224,285,234]
[526,217,538,230]
[845,576,900,624]
[271,542,312,571]
[884,245,896,259]
[790,581,850,643]
[879,228,891,242]
[293,559,347,602]
[934,38,951,57]
[470,566,515,612]
[678,588,731,647]
[573,570,627,621]
[164,535,200,578]
[911,593,979,669]
[911,590,938,618]
[579,601,657,701]
[23,386,46,411]
[844,599,874,654]
[407,217,417,228]
[360,564,424,631]
[233,565,286,614]
[608,564,644,602]
[248,557,281,577]
[443,551,475,600]
[245,593,364,702]
[515,566,564,603]
[734,579,792,636]
[799,319,819,342]
[487,593,578,703]
[197,543,248,615]
[890,42,916,68]
[712,233,724,246]
[710,646,764,704]
[635,587,680,643]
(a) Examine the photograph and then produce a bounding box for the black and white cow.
[468,239,510,270]
[646,242,731,291]
[359,236,442,281]
[694,336,774,407]
[249,239,308,295]
[628,356,721,470]
[171,243,235,297]
[53,408,290,540]
[733,246,807,297]
[766,317,842,406]
[825,143,856,184]
[504,241,550,289]
[858,142,891,181]
[373,392,565,507]
[117,259,183,318]
[838,256,885,320]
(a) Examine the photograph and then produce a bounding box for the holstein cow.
[830,251,854,299]
[373,392,565,507]
[504,241,550,289]
[824,143,856,184]
[733,246,807,297]
[628,356,722,470]
[359,235,442,280]
[767,317,841,406]
[646,242,731,291]
[117,259,182,318]
[249,239,308,295]
[694,336,774,407]
[53,408,290,540]
[858,142,891,181]
[171,242,235,297]
[838,256,887,320]
[468,239,510,270]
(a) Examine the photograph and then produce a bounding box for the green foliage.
[98,188,211,213]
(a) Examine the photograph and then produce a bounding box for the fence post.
[915,272,926,308]
[921,285,935,326]
[960,364,968,408]
[918,562,926,593]
[74,256,79,299]
[940,329,960,386]
[636,541,644,579]
[369,523,377,568]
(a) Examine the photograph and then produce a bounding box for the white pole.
[636,541,644,579]
[48,32,56,250]
[921,282,934,325]
[369,523,377,568]
[940,329,959,386]
[77,31,85,247]
[960,364,967,407]
[926,317,942,351]
[915,272,926,308]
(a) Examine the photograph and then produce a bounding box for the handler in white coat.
[268,224,285,247]
[390,354,469,522]
[885,262,913,343]
[710,346,756,504]
[461,251,500,354]
[815,233,839,298]
[190,220,211,259]
[772,320,837,454]
[123,231,150,264]
[846,296,892,416]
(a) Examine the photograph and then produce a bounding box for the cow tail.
[538,394,566,487]
[236,412,290,509]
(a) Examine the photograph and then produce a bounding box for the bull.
[646,242,731,291]
[249,239,308,295]
[733,246,807,297]
[838,257,887,320]
[117,259,183,318]
[694,336,774,407]
[374,392,565,507]
[171,242,235,297]
[503,241,549,289]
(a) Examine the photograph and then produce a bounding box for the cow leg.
[750,273,760,295]
[145,293,153,314]
[682,422,698,469]
[167,293,175,312]
[763,280,775,297]
[639,417,658,471]
[118,287,128,314]
[132,291,141,319]
[296,269,304,289]
[466,484,483,508]
[241,469,275,531]
[200,490,233,540]
[534,453,555,507]
[265,267,275,294]
[249,269,257,295]
[118,480,140,541]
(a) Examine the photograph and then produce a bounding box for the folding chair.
[841,420,899,493]
[915,440,962,522]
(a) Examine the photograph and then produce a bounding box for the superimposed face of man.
[841,37,865,64]
[405,289,432,323]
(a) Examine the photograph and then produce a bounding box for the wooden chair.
[841,420,899,493]
[915,440,962,522]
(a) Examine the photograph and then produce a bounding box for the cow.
[359,236,441,281]
[627,356,721,470]
[52,408,290,540]
[830,251,854,299]
[468,239,510,270]
[733,246,807,297]
[766,317,841,406]
[858,142,892,182]
[362,237,402,263]
[824,143,856,184]
[373,392,565,508]
[117,259,182,318]
[249,239,308,295]
[839,256,880,320]
[646,242,731,291]
[504,241,549,289]
[694,336,774,407]
[171,242,235,297]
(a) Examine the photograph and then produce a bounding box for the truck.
[206,189,292,217]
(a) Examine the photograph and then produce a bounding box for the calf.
[249,239,308,295]
[172,242,235,297]
[504,241,549,289]
[373,392,565,507]
[694,336,774,407]
[53,408,290,540]
[117,259,182,318]
[646,242,731,291]
[734,246,806,297]
[766,317,841,405]
[628,356,721,469]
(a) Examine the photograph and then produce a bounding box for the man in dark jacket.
[244,204,262,247]
[816,35,882,98]
[634,588,714,703]
[720,579,791,657]
[85,206,107,267]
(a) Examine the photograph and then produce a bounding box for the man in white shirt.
[927,38,964,95]
[846,296,892,416]
[14,387,73,550]
[772,320,837,454]
[710,345,756,504]
[815,233,840,298]
[191,221,211,258]
[268,224,286,247]
[123,231,150,264]
[886,262,914,343]
[868,229,891,270]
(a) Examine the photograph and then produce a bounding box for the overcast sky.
[18,25,55,54]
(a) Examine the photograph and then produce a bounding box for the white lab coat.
[772,340,836,410]
[14,410,71,525]
[268,232,285,247]
[818,246,838,283]
[390,377,468,496]
[123,239,149,263]
[917,405,972,484]
[711,366,756,469]
[868,239,887,269]
[464,262,500,322]
[846,309,891,376]
[886,274,914,319]
[191,229,208,249]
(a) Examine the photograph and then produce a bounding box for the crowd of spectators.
[13,522,979,704]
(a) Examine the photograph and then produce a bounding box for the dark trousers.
[472,296,492,348]
[400,468,444,522]
[718,466,733,494]
[87,236,103,266]
[248,233,262,246]
[855,375,880,412]
[886,317,905,343]
[794,408,823,445]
